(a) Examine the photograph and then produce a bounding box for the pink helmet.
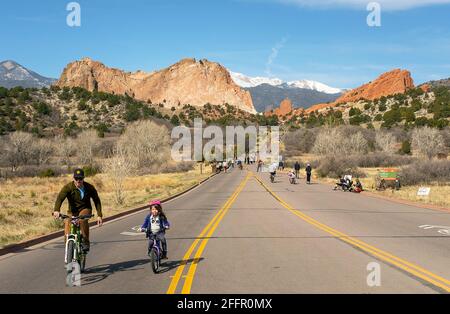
[149,200,161,207]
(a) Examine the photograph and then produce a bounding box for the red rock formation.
[56,58,256,114]
[335,69,414,103]
[305,69,415,114]
[419,84,431,93]
[305,102,334,114]
[265,98,293,118]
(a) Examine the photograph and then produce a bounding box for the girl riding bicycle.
[139,200,170,259]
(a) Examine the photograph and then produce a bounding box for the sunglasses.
[74,178,84,182]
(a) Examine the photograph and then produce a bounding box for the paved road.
[1,166,449,293]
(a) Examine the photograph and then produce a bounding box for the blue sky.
[1,0,450,88]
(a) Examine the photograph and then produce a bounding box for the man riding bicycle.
[53,169,103,253]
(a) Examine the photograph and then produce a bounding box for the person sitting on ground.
[288,170,296,184]
[354,178,363,193]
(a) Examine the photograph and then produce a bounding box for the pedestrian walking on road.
[257,159,263,172]
[305,163,312,185]
[294,161,300,179]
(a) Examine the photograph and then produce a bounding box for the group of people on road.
[259,160,313,185]
[50,154,329,269]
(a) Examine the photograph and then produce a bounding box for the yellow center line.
[166,172,251,294]
[181,173,250,294]
[252,173,450,293]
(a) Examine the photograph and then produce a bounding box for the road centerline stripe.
[166,172,250,294]
[180,174,250,294]
[253,173,450,293]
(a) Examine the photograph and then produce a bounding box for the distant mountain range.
[422,78,450,89]
[0,60,55,88]
[229,71,343,112]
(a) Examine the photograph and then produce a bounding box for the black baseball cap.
[73,168,85,179]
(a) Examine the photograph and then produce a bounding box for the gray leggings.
[148,232,167,254]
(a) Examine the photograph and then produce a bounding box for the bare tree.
[312,128,345,156]
[4,132,34,171]
[348,132,368,155]
[117,120,171,170]
[32,138,54,166]
[412,127,446,159]
[313,128,368,156]
[55,136,76,169]
[375,132,397,153]
[76,129,99,165]
[283,128,317,154]
[102,147,133,205]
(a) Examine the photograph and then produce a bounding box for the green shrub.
[83,165,100,177]
[39,169,56,178]
[411,99,422,112]
[18,90,31,103]
[414,117,429,127]
[382,108,402,128]
[170,114,180,126]
[95,123,109,137]
[33,101,51,115]
[399,140,411,155]
[77,100,88,111]
[0,87,8,98]
[349,108,361,117]
[378,103,387,112]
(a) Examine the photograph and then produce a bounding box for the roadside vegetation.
[0,119,213,248]
[282,87,450,129]
[283,125,450,208]
[0,167,211,248]
[0,86,277,137]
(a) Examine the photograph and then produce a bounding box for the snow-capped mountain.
[283,80,342,94]
[230,71,283,88]
[0,60,56,88]
[229,71,342,94]
[229,70,344,112]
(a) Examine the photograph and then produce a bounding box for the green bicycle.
[59,214,93,277]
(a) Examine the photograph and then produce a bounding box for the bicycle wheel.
[80,254,86,273]
[150,248,159,274]
[66,241,75,273]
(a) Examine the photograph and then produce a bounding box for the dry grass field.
[0,165,212,248]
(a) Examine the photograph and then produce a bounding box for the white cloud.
[276,0,450,11]
[265,37,288,77]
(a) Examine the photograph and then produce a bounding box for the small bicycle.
[59,213,93,275]
[140,228,164,274]
[270,172,276,183]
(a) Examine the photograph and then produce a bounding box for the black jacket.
[54,181,102,217]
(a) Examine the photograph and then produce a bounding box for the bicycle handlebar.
[57,213,94,220]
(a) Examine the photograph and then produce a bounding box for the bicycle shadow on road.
[81,259,150,285]
[157,257,204,274]
[80,257,204,284]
